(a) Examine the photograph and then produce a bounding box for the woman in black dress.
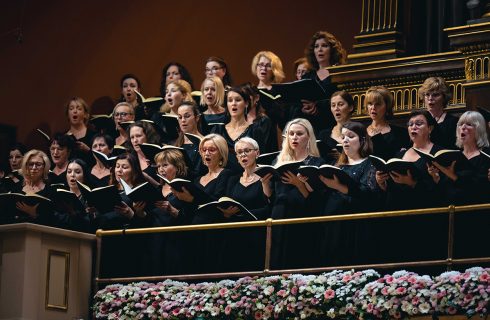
[251,51,288,134]
[318,90,354,162]
[6,150,55,226]
[112,102,135,147]
[0,143,27,192]
[127,121,161,173]
[430,111,490,260]
[48,133,76,185]
[175,102,206,178]
[271,118,325,269]
[159,62,194,97]
[290,31,347,135]
[319,121,378,266]
[89,133,114,187]
[149,149,192,275]
[204,56,233,87]
[375,110,446,266]
[172,134,233,273]
[55,158,93,232]
[199,76,227,134]
[365,86,409,160]
[65,96,96,165]
[419,77,459,149]
[212,86,257,173]
[221,137,272,271]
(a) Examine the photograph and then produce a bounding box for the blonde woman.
[200,76,226,134]
[271,118,325,269]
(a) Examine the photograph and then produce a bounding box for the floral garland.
[93,267,489,319]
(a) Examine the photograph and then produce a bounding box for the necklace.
[368,124,386,135]
[242,175,256,183]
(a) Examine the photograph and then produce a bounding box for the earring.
[219,159,224,167]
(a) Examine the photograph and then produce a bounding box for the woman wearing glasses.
[219,137,272,271]
[173,134,233,273]
[251,51,287,135]
[204,56,233,87]
[112,102,135,147]
[375,110,446,267]
[159,62,194,96]
[6,150,55,225]
[419,77,459,149]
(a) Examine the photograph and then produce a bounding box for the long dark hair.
[206,56,233,87]
[109,153,146,188]
[160,62,194,96]
[336,121,372,165]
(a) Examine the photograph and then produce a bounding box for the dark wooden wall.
[1,0,361,152]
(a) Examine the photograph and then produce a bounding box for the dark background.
[1,0,361,149]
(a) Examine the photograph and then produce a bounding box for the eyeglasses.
[205,67,222,74]
[424,92,441,98]
[407,121,427,127]
[236,148,257,157]
[201,147,218,154]
[114,112,132,118]
[257,63,272,70]
[27,162,44,168]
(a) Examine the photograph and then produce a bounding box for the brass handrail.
[94,203,490,287]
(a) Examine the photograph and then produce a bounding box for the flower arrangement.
[93,268,489,319]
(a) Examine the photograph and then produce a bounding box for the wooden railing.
[94,203,490,289]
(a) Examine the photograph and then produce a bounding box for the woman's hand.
[433,161,458,182]
[427,163,441,183]
[15,202,39,219]
[154,200,179,218]
[172,186,194,203]
[390,170,417,187]
[281,171,309,198]
[133,201,147,218]
[319,174,348,194]
[260,173,273,198]
[218,206,240,218]
[114,202,134,219]
[375,171,390,191]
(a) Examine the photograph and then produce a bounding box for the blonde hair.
[199,134,229,168]
[418,77,451,106]
[113,102,135,118]
[251,51,285,83]
[364,86,394,118]
[20,149,51,180]
[65,97,90,125]
[200,76,225,109]
[277,118,319,164]
[154,149,188,178]
[160,79,193,113]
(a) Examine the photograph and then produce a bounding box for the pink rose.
[324,289,335,300]
[291,286,298,295]
[219,288,229,297]
[381,287,389,296]
[225,305,232,315]
[385,276,394,284]
[479,273,489,282]
[395,287,406,295]
[255,311,263,320]
[342,274,352,282]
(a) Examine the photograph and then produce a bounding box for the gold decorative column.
[349,0,405,63]
[445,22,490,108]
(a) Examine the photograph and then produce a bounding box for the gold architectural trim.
[334,51,462,70]
[333,57,464,76]
[45,250,70,311]
[447,29,490,38]
[462,79,490,86]
[354,30,397,39]
[352,39,396,48]
[348,49,398,59]
[444,22,490,32]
